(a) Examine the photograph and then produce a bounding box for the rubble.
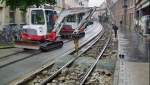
[85,69,113,85]
[42,70,48,75]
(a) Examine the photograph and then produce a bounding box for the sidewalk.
[113,27,150,85]
[117,59,149,85]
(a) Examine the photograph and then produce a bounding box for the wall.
[0,4,23,30]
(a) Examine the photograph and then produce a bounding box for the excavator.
[15,7,96,52]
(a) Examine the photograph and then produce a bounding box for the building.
[0,3,23,30]
[78,0,89,7]
[135,0,150,21]
[55,0,89,10]
[107,0,150,29]
[99,1,107,16]
[107,0,135,28]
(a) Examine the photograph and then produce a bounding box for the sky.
[88,0,105,7]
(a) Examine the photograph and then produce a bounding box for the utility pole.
[123,0,128,29]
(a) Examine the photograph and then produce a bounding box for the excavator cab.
[20,8,57,41]
[15,8,63,51]
[45,10,57,33]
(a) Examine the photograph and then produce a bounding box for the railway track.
[0,39,73,69]
[0,50,25,60]
[82,24,115,85]
[0,51,41,68]
[0,31,100,70]
[80,35,111,85]
[0,39,71,59]
[41,31,112,85]
[9,28,111,85]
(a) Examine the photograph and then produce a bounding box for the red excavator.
[15,7,96,51]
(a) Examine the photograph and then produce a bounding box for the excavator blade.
[15,41,40,50]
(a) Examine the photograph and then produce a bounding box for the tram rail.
[9,27,109,85]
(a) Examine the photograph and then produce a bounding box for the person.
[120,20,123,28]
[112,24,118,38]
[120,20,122,25]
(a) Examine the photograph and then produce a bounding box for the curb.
[113,60,120,85]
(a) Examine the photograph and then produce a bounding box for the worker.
[112,24,118,38]
[72,32,80,55]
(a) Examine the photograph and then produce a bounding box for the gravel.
[85,69,113,85]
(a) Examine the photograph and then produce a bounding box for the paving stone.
[58,76,65,81]
[52,79,58,83]
[61,67,69,75]
[42,70,48,75]
[47,83,57,85]
[64,80,76,85]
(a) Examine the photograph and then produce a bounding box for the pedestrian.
[112,24,118,38]
[120,20,123,28]
[120,20,122,25]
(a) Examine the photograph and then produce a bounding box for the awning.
[141,1,150,9]
[137,0,150,10]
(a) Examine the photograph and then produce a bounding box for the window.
[31,10,45,25]
[77,13,85,23]
[45,10,57,32]
[9,11,15,23]
[65,15,76,22]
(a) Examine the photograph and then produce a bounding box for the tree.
[0,0,56,10]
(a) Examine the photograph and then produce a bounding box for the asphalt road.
[0,21,103,85]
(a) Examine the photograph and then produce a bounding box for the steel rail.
[0,51,41,68]
[0,50,25,60]
[80,34,111,85]
[12,62,55,85]
[41,31,105,85]
[0,39,73,69]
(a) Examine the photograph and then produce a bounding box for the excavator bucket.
[15,41,40,50]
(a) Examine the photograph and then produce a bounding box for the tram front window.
[31,10,45,25]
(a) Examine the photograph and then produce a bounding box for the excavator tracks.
[40,41,64,52]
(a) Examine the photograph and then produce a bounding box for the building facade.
[135,0,150,20]
[107,0,135,28]
[78,0,89,7]
[0,4,23,30]
[107,0,150,29]
[55,0,89,10]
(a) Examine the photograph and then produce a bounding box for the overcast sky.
[88,0,105,7]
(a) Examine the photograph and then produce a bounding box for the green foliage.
[0,0,20,10]
[0,0,56,11]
